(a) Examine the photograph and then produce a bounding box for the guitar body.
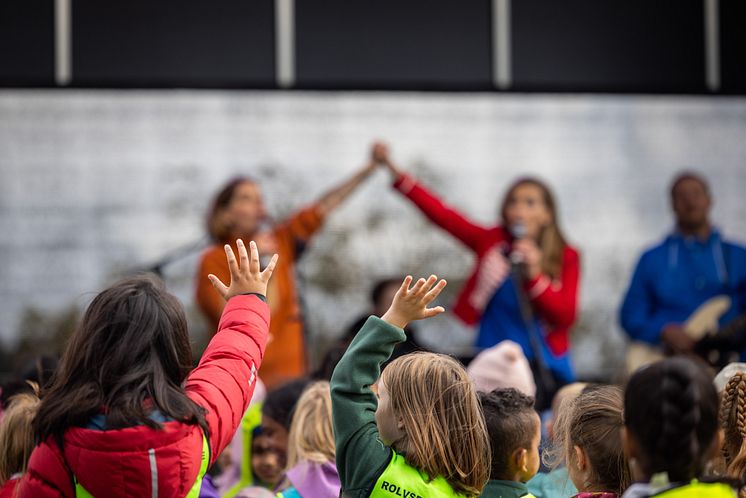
[625,295,732,374]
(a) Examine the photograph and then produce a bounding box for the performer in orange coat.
[196,156,377,388]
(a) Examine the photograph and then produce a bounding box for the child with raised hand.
[331,275,491,498]
[547,385,629,497]
[479,388,541,498]
[622,357,736,498]
[20,239,277,498]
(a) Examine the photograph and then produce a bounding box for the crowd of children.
[1,238,746,498]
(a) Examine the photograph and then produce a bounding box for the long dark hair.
[34,275,208,447]
[625,358,719,483]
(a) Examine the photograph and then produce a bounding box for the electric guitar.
[695,310,746,370]
[625,295,732,374]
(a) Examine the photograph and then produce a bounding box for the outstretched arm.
[316,154,378,217]
[331,275,446,495]
[372,141,491,251]
[187,240,279,463]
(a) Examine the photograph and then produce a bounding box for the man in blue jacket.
[620,172,746,356]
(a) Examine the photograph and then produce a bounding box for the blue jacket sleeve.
[620,253,670,345]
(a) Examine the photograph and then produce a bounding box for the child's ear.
[397,415,405,431]
[621,427,633,459]
[622,427,644,483]
[707,428,725,460]
[514,447,529,473]
[573,445,586,472]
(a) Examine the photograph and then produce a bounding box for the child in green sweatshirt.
[330,275,491,498]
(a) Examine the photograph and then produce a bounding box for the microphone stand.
[126,236,210,278]
[511,261,557,410]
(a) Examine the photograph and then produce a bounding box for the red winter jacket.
[19,294,269,498]
[0,478,19,498]
[393,174,579,355]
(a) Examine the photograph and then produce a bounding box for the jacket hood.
[62,420,205,497]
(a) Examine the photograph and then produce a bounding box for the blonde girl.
[0,392,40,498]
[276,381,338,498]
[331,275,491,498]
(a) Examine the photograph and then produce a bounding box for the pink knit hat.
[467,340,536,397]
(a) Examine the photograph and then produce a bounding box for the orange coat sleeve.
[274,203,326,248]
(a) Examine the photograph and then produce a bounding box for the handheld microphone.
[509,222,526,265]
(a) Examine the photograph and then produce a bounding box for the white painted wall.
[1,90,745,379]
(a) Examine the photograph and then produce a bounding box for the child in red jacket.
[20,239,277,498]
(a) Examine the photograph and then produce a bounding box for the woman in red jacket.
[20,239,277,498]
[374,143,579,406]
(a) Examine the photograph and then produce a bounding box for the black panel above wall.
[72,0,275,87]
[720,0,746,93]
[0,0,55,85]
[512,0,706,93]
[295,0,492,90]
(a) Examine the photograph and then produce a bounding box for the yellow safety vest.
[652,480,736,497]
[370,451,467,498]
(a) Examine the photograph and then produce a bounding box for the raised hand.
[208,239,278,301]
[381,275,447,329]
[371,141,389,164]
[371,141,403,178]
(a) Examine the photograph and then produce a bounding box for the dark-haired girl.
[20,240,277,497]
[622,358,736,498]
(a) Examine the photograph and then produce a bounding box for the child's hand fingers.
[249,240,260,274]
[398,275,413,295]
[423,279,447,303]
[224,244,239,275]
[261,253,279,281]
[410,277,427,295]
[411,275,437,300]
[421,275,438,294]
[422,306,446,318]
[208,274,229,298]
[237,239,249,271]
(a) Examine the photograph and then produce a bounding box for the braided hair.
[625,358,719,483]
[720,372,746,482]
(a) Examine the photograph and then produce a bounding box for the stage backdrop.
[1,91,745,379]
